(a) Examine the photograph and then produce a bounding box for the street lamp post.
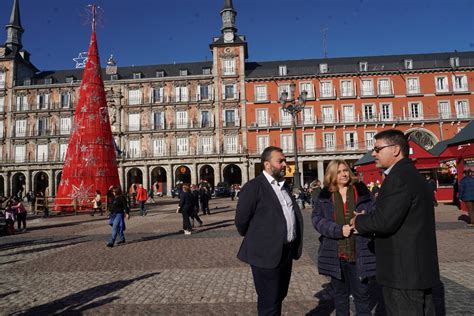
[279,83,307,192]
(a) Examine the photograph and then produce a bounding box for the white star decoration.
[84,152,97,167]
[70,181,94,204]
[73,52,88,69]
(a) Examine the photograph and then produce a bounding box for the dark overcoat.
[235,173,304,269]
[355,158,440,290]
[312,182,377,280]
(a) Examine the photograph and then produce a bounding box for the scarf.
[334,185,356,262]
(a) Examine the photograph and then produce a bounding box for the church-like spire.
[5,0,24,51]
[220,0,237,35]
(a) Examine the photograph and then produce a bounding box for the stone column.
[191,163,197,185]
[48,170,53,197]
[118,166,125,192]
[298,161,304,187]
[317,160,325,182]
[241,162,249,185]
[6,171,11,197]
[25,170,31,194]
[169,165,175,195]
[143,165,149,190]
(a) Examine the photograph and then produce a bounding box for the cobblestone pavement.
[0,199,472,315]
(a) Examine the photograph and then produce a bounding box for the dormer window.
[319,63,328,74]
[279,65,287,76]
[179,69,188,76]
[44,78,53,84]
[359,62,368,72]
[450,57,459,68]
[23,78,31,86]
[133,73,142,79]
[404,59,413,70]
[202,68,211,75]
[65,76,74,84]
[156,70,165,78]
[110,74,118,81]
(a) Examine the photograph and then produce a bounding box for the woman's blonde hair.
[323,159,357,192]
[182,184,191,193]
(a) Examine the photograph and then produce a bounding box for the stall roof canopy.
[430,121,474,156]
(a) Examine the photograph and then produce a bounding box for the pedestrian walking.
[312,159,376,315]
[190,185,203,227]
[107,186,130,248]
[425,174,438,206]
[230,184,236,201]
[148,187,155,203]
[136,184,148,216]
[90,190,103,216]
[12,197,27,232]
[452,174,460,209]
[235,146,304,315]
[353,129,440,315]
[4,200,16,235]
[199,185,211,215]
[459,169,474,227]
[177,184,193,235]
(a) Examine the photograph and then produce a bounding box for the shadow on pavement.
[0,290,20,299]
[26,216,106,232]
[13,272,160,315]
[0,237,84,257]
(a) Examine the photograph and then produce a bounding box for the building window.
[156,70,165,78]
[360,79,374,96]
[280,108,292,126]
[320,81,334,98]
[304,134,315,152]
[340,80,353,97]
[256,108,268,127]
[14,145,26,163]
[324,133,335,151]
[365,132,376,149]
[179,69,188,76]
[133,73,141,79]
[455,100,469,118]
[23,78,31,86]
[406,78,420,94]
[37,94,50,110]
[60,117,71,135]
[176,111,188,128]
[176,137,188,155]
[224,109,236,127]
[363,104,376,121]
[128,140,140,158]
[279,65,287,76]
[359,61,368,72]
[59,143,68,161]
[303,107,314,124]
[450,57,460,68]
[128,113,140,131]
[278,84,290,99]
[199,85,210,100]
[255,85,268,102]
[319,63,328,73]
[344,132,358,150]
[224,84,236,99]
[381,103,392,121]
[153,112,165,130]
[153,138,166,156]
[15,119,27,137]
[0,96,4,112]
[223,59,236,75]
[257,135,269,154]
[409,102,423,119]
[342,105,355,123]
[110,74,118,81]
[44,78,53,84]
[378,79,392,95]
[436,76,449,93]
[453,75,468,92]
[152,87,164,103]
[37,144,48,162]
[280,134,293,153]
[300,82,315,99]
[322,106,334,123]
[65,77,74,84]
[438,101,451,119]
[202,68,211,75]
[224,135,238,154]
[0,71,5,89]
[60,92,72,108]
[199,136,213,154]
[0,120,3,138]
[128,89,141,105]
[174,86,189,102]
[200,110,211,128]
[37,117,48,136]
[404,59,413,70]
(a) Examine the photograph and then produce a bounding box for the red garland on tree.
[55,16,119,211]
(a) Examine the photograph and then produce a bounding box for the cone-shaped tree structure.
[55,28,119,211]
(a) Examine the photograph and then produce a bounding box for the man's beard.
[271,166,286,182]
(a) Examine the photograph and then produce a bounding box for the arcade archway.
[0,175,4,197]
[151,167,167,195]
[56,171,62,193]
[12,172,26,198]
[199,165,215,189]
[406,128,438,150]
[127,168,143,194]
[34,172,49,196]
[175,165,191,185]
[223,164,242,185]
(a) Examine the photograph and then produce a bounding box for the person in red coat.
[136,184,148,216]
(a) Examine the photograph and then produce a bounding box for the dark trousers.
[190,208,203,225]
[181,209,192,231]
[139,201,147,216]
[201,199,210,215]
[383,286,435,316]
[465,201,474,224]
[331,260,371,316]
[251,242,294,316]
[17,212,27,230]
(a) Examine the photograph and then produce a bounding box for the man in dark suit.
[235,146,304,316]
[353,129,440,315]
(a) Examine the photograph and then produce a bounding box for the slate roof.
[354,151,375,166]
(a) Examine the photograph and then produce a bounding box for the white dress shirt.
[263,170,296,243]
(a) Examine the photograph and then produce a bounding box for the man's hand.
[350,210,366,226]
[342,224,352,237]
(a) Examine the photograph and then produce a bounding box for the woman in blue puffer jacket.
[312,159,376,316]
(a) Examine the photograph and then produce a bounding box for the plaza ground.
[0,198,472,315]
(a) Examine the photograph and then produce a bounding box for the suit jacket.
[355,158,440,290]
[235,173,304,269]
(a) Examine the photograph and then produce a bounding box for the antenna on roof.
[321,25,329,58]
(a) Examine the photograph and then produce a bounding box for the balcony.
[223,119,240,128]
[319,87,336,99]
[254,94,270,103]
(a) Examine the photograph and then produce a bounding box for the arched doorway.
[406,129,437,150]
[150,167,167,196]
[303,162,318,188]
[199,165,215,189]
[0,175,4,197]
[56,171,62,194]
[223,164,242,185]
[12,172,26,198]
[127,168,143,194]
[175,165,191,185]
[34,172,49,196]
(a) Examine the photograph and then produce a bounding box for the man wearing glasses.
[352,129,440,315]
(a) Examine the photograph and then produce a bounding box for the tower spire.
[220,0,237,34]
[5,0,24,51]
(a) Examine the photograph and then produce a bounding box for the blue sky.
[0,0,473,71]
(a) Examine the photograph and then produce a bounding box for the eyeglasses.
[372,144,396,153]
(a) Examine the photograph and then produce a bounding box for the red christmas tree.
[55,22,119,211]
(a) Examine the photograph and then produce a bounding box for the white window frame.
[60,117,71,135]
[153,138,166,157]
[199,136,213,155]
[344,132,358,150]
[303,106,314,125]
[406,77,420,94]
[455,100,469,118]
[279,65,287,76]
[15,119,27,137]
[359,61,368,72]
[151,87,164,103]
[37,117,48,136]
[0,71,5,89]
[37,144,48,162]
[176,137,189,155]
[453,75,468,92]
[360,79,374,96]
[299,82,315,99]
[342,105,355,123]
[450,57,460,67]
[200,110,211,128]
[223,84,237,99]
[224,109,237,127]
[37,93,50,110]
[256,108,268,127]
[153,111,165,130]
[340,80,354,97]
[0,120,3,138]
[408,102,423,120]
[280,108,292,126]
[435,76,449,93]
[59,143,68,161]
[179,69,188,76]
[60,92,72,108]
[198,85,211,101]
[128,89,142,105]
[223,58,236,75]
[278,84,291,99]
[404,59,413,70]
[321,105,334,123]
[133,73,141,79]
[380,103,393,121]
[365,131,376,149]
[255,85,268,102]
[320,81,334,98]
[176,111,188,128]
[303,133,315,152]
[174,86,189,102]
[363,103,376,121]
[128,140,140,158]
[319,63,328,73]
[378,78,392,95]
[128,113,140,131]
[323,133,336,151]
[14,145,26,163]
[0,96,4,112]
[438,101,451,119]
[257,135,269,154]
[224,135,238,154]
[280,134,293,154]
